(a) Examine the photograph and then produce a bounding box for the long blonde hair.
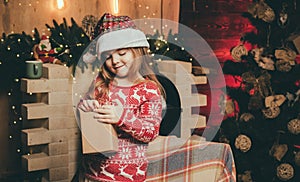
[93,47,165,99]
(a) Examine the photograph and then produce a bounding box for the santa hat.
[94,13,149,59]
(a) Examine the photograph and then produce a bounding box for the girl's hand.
[93,101,123,124]
[78,99,100,112]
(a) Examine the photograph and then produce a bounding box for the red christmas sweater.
[83,79,162,182]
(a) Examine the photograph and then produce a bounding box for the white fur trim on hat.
[96,28,149,59]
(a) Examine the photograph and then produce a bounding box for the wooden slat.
[42,64,70,79]
[21,78,69,93]
[22,128,50,146]
[22,103,74,120]
[22,152,50,171]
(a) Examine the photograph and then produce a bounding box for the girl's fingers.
[94,113,114,124]
[94,113,112,119]
[82,100,100,111]
[93,107,113,114]
[93,101,100,109]
[79,102,90,112]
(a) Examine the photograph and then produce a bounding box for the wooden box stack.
[157,61,207,139]
[21,64,81,181]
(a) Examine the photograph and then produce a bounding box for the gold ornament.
[278,3,289,28]
[264,95,286,108]
[276,163,294,181]
[251,48,263,62]
[274,47,296,72]
[276,59,292,72]
[235,134,252,152]
[248,0,275,23]
[238,171,253,182]
[251,48,275,70]
[239,113,255,122]
[295,151,300,166]
[262,95,285,119]
[262,105,280,119]
[275,48,296,65]
[261,6,275,23]
[287,118,300,135]
[269,144,288,161]
[231,44,248,61]
[259,57,275,70]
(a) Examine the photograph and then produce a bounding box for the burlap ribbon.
[248,0,275,23]
[242,71,272,97]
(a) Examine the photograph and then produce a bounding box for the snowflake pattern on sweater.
[84,80,162,182]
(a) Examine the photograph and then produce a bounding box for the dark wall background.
[179,0,253,125]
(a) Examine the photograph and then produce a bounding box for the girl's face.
[104,48,136,78]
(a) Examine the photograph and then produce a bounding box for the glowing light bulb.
[56,0,65,10]
[113,0,119,14]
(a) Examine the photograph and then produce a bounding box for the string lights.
[113,0,119,14]
[56,0,65,10]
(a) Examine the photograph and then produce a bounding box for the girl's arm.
[117,82,163,143]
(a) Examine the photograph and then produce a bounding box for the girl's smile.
[104,48,140,80]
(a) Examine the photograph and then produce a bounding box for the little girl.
[78,13,164,182]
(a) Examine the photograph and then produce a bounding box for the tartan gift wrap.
[146,135,236,182]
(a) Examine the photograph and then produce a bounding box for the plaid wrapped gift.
[146,135,236,182]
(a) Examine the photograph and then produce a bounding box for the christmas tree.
[214,0,300,181]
